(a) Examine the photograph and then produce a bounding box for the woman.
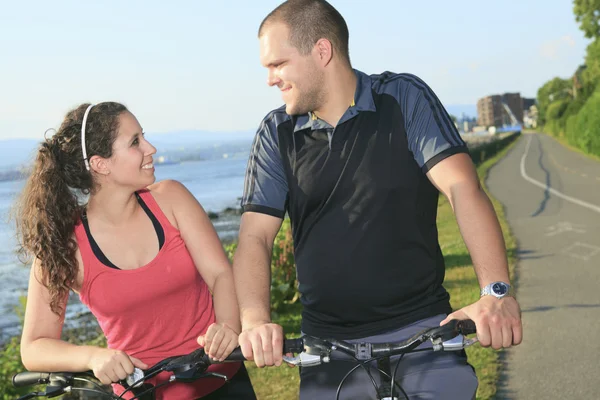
[14,102,256,399]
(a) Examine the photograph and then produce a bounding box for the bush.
[468,131,521,165]
[544,99,570,136]
[225,218,298,317]
[546,99,569,120]
[573,88,600,156]
[0,296,107,399]
[560,96,586,134]
[0,297,32,399]
[0,337,30,400]
[565,114,579,145]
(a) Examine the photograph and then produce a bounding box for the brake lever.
[282,335,334,367]
[194,372,228,381]
[283,352,329,367]
[432,334,479,351]
[124,367,145,388]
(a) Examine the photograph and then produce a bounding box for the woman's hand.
[197,322,240,361]
[87,348,148,385]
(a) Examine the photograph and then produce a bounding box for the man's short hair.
[259,0,351,66]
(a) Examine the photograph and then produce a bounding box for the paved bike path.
[486,133,600,399]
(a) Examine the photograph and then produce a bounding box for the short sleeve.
[240,113,288,218]
[397,74,469,172]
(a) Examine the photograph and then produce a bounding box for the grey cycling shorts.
[299,314,478,400]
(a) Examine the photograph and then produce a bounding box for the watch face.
[492,282,508,296]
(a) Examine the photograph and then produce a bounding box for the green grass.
[438,140,519,399]
[247,142,519,400]
[245,303,302,399]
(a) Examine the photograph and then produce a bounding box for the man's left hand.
[440,296,522,349]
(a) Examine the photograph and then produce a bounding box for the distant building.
[462,119,476,133]
[502,93,524,125]
[477,95,503,127]
[522,97,538,128]
[523,97,536,110]
[477,93,524,128]
[524,104,538,129]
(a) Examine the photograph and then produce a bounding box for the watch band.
[480,282,515,299]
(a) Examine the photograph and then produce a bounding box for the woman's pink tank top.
[75,189,240,399]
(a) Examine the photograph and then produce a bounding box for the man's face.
[259,22,325,115]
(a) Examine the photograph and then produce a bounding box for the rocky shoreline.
[208,206,243,244]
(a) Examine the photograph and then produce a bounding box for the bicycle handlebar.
[12,372,53,388]
[283,319,478,366]
[163,337,304,367]
[12,319,477,398]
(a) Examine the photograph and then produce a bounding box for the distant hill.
[0,131,256,172]
[146,130,255,151]
[445,104,477,119]
[0,139,40,169]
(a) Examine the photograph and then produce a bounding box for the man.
[233,0,522,398]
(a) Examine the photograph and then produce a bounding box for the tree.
[537,77,572,124]
[573,0,600,39]
[573,86,600,155]
[582,39,600,90]
[574,0,600,39]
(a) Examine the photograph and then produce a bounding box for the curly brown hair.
[13,102,128,315]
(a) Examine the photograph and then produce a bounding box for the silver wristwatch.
[480,282,515,299]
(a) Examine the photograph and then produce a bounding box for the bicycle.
[12,318,477,400]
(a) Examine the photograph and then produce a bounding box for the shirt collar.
[293,69,376,132]
[351,69,377,113]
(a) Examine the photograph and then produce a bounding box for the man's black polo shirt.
[241,69,469,339]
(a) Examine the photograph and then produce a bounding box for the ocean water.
[0,155,248,341]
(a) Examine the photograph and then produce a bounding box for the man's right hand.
[238,322,284,367]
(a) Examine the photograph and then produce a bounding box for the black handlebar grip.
[223,338,304,362]
[225,347,248,361]
[283,338,304,354]
[457,319,477,335]
[227,338,304,361]
[12,372,50,387]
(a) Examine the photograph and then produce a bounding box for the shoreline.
[209,206,242,244]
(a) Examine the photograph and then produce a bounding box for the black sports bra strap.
[81,193,165,270]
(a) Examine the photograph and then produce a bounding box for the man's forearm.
[451,183,510,287]
[233,234,273,329]
[212,270,242,333]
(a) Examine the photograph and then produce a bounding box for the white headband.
[81,104,95,171]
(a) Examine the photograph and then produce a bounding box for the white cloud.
[439,67,450,76]
[468,62,481,72]
[540,41,559,59]
[540,35,576,60]
[562,35,576,47]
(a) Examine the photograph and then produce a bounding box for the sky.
[0,0,590,140]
